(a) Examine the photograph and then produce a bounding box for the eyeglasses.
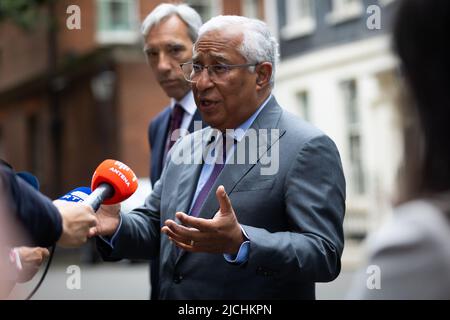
[180,62,258,83]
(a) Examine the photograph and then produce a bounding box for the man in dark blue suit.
[141,3,204,299]
[148,103,203,187]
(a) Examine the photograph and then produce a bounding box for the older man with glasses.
[94,15,345,300]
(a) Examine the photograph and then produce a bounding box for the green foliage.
[0,0,53,30]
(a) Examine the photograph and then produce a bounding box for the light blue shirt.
[99,218,122,248]
[191,95,272,265]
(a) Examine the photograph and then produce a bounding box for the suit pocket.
[233,178,275,192]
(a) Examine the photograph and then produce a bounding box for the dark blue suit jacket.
[148,106,204,185]
[0,162,62,247]
[147,105,204,299]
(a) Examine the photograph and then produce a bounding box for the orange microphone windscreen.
[91,159,138,204]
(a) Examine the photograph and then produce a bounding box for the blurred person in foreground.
[93,15,345,299]
[0,177,48,298]
[1,246,50,299]
[142,3,204,299]
[0,160,97,248]
[0,188,24,298]
[0,161,97,298]
[348,0,450,299]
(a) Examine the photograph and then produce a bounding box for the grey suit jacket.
[98,96,346,299]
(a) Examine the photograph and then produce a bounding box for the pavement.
[8,254,357,300]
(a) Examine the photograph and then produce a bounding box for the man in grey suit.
[93,15,345,299]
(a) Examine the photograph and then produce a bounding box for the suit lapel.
[171,112,209,220]
[173,133,205,217]
[198,97,286,220]
[171,128,213,263]
[187,109,204,133]
[155,109,172,176]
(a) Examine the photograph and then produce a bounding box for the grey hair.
[198,15,279,87]
[141,3,202,42]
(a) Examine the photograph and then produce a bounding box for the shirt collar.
[226,94,272,142]
[170,91,196,116]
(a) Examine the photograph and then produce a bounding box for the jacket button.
[173,274,183,284]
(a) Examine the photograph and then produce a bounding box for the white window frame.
[185,0,221,23]
[263,0,280,41]
[296,90,311,122]
[340,79,367,197]
[326,0,364,25]
[281,0,316,40]
[96,0,140,45]
[243,0,261,19]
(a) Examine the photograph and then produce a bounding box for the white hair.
[141,3,202,42]
[198,15,279,87]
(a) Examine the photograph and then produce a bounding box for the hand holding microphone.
[84,160,138,238]
[85,159,138,211]
[55,187,98,248]
[15,169,97,249]
[54,160,137,246]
